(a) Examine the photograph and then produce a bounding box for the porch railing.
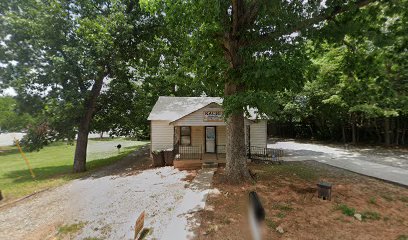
[174,144,202,160]
[172,144,283,162]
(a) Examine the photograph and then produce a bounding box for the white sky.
[1,87,17,96]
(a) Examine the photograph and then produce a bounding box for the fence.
[247,146,284,162]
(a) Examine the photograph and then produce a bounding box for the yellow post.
[14,138,36,178]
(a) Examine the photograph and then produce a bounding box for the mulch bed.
[195,161,408,240]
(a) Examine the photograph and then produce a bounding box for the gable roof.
[147,96,222,121]
[147,96,265,121]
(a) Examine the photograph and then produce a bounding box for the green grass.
[362,211,381,221]
[368,197,377,205]
[276,212,286,218]
[399,196,408,203]
[0,139,147,200]
[336,204,356,217]
[58,222,86,235]
[272,203,293,211]
[257,162,319,181]
[265,218,278,229]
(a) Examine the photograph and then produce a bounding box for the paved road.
[268,140,408,186]
[0,146,191,240]
[0,133,24,146]
[0,132,105,147]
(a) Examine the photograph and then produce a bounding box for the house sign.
[203,111,223,122]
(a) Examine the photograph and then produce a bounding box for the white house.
[147,96,267,168]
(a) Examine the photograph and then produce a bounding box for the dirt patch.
[182,170,198,183]
[195,161,408,240]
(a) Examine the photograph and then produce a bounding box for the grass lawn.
[196,161,408,240]
[0,138,148,202]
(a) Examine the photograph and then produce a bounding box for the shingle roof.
[147,96,265,121]
[147,96,222,121]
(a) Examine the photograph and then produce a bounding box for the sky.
[1,87,17,96]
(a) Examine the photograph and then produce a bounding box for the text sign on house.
[203,111,223,122]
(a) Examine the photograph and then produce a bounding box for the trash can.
[152,150,165,167]
[163,149,175,166]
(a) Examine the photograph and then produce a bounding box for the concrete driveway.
[268,140,408,186]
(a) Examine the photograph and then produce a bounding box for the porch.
[173,144,284,170]
[173,144,226,170]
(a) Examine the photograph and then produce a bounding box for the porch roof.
[147,96,222,121]
[147,96,264,122]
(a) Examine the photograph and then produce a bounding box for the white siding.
[151,120,174,151]
[249,120,267,148]
[172,103,226,126]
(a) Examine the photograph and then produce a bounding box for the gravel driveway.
[0,147,190,240]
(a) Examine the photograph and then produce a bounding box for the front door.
[205,126,216,153]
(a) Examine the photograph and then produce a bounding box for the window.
[180,126,191,145]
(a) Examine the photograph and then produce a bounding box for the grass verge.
[0,138,148,201]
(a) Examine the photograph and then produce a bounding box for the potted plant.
[151,150,165,167]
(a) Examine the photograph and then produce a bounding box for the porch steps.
[174,160,221,170]
[202,162,218,169]
[174,160,203,170]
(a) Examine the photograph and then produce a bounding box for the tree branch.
[251,0,377,46]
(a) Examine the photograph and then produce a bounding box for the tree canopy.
[1,0,406,181]
[140,0,404,182]
[0,96,33,132]
[268,1,408,145]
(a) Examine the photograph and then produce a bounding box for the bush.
[19,122,53,151]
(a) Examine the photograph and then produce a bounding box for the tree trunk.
[351,122,357,144]
[374,120,382,144]
[384,117,391,146]
[342,125,346,143]
[395,117,399,145]
[73,74,106,173]
[225,109,251,182]
[223,79,251,182]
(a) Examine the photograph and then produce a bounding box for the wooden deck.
[174,153,226,170]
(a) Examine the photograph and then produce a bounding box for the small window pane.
[181,126,190,136]
[181,136,191,145]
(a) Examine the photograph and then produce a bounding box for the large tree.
[268,1,408,146]
[0,0,158,172]
[0,96,33,132]
[143,0,396,182]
